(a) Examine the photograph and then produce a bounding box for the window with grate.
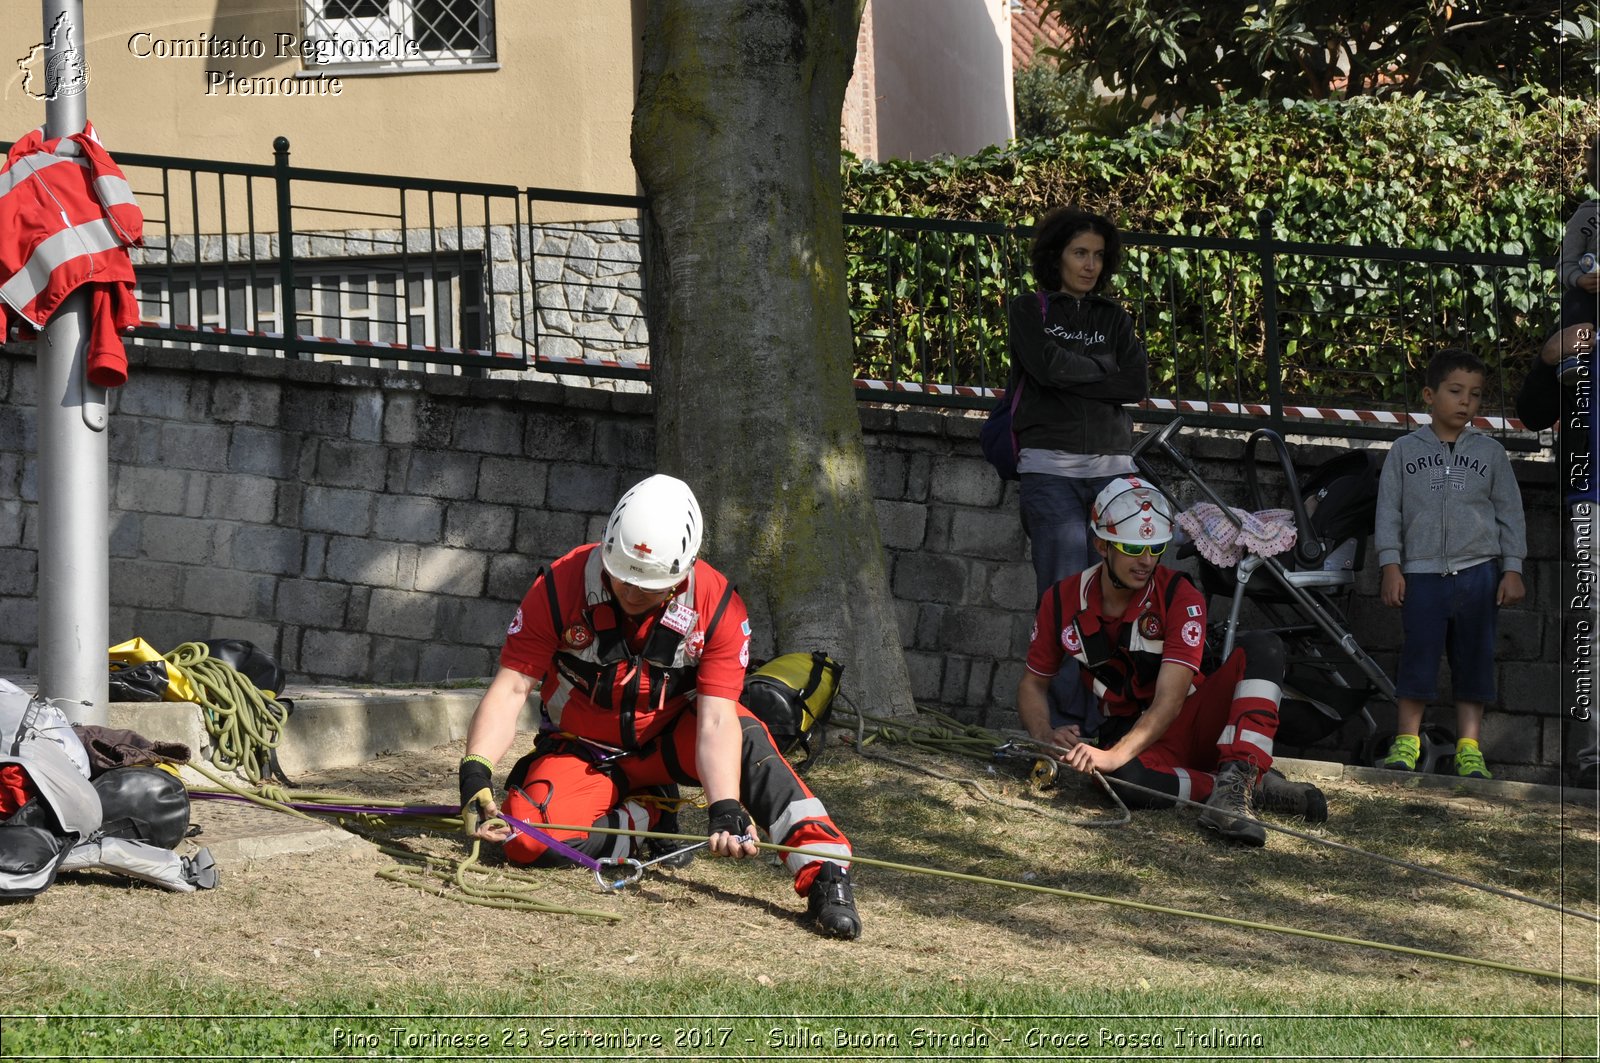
[300,0,496,73]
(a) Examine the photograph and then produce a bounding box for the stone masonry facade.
[0,343,1569,780]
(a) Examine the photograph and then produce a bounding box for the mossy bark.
[634,0,914,716]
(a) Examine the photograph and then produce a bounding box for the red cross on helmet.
[1090,476,1174,546]
[600,474,704,590]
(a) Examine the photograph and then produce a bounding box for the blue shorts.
[1394,562,1500,704]
[1563,284,1598,331]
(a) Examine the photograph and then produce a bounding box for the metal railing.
[845,209,1556,439]
[8,136,1560,437]
[2,136,653,379]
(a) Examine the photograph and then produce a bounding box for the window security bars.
[301,0,496,72]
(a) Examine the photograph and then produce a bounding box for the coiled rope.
[183,761,618,920]
[165,642,289,786]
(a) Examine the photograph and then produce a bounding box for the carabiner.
[595,857,644,892]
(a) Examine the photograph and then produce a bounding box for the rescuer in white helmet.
[457,474,861,938]
[1017,477,1328,846]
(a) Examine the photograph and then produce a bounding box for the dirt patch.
[2,730,1596,1010]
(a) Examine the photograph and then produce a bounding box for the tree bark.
[633,0,914,717]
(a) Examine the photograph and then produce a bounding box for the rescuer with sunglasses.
[1017,477,1328,845]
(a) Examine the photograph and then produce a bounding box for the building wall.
[869,0,1014,160]
[0,1,642,199]
[841,1,877,160]
[0,344,1571,781]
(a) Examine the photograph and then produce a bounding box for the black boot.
[805,862,861,940]
[1254,768,1328,824]
[641,786,696,869]
[1198,761,1266,846]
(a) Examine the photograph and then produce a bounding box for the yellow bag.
[108,638,199,703]
[741,651,842,764]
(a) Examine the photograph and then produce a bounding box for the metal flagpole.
[34,0,108,725]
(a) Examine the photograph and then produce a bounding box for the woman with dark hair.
[1007,206,1149,741]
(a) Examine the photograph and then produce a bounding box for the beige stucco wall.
[0,1,641,204]
[870,0,1014,161]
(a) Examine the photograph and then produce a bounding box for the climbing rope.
[182,766,1597,984]
[539,822,1600,989]
[837,701,1131,826]
[165,642,290,786]
[185,764,627,921]
[1005,734,1600,928]
[831,711,1599,927]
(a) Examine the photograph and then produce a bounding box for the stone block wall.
[0,343,1569,780]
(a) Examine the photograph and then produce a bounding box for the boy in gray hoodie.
[1376,349,1527,778]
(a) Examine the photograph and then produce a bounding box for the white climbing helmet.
[1090,476,1174,546]
[600,474,704,590]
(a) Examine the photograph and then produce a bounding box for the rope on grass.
[183,762,622,921]
[541,822,1600,989]
[836,701,1131,827]
[832,711,1600,928]
[180,767,1597,981]
[1006,734,1600,928]
[374,840,622,921]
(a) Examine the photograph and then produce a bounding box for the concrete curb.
[1276,756,1594,806]
[106,688,537,776]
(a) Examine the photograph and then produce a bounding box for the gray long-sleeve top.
[1375,425,1526,575]
[1560,200,1599,290]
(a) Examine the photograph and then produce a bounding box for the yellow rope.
[165,642,289,786]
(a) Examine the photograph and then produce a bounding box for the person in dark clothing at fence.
[1515,135,1600,789]
[1007,207,1149,743]
[1518,326,1599,789]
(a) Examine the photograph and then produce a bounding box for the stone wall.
[0,343,1569,780]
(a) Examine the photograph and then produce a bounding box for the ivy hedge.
[840,86,1598,414]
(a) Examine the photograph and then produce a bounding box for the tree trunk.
[633,0,914,717]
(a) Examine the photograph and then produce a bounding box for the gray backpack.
[0,679,217,898]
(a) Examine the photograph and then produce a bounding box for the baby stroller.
[1132,417,1392,760]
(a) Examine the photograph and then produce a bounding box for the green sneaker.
[1380,734,1420,772]
[1453,742,1492,780]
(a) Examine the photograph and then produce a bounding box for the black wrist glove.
[459,755,494,835]
[707,798,752,840]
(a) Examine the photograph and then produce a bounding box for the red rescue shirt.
[1025,563,1207,717]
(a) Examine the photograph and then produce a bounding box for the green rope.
[837,704,1131,826]
[372,841,622,921]
[166,642,289,786]
[178,748,1598,979]
[543,822,1600,989]
[1007,734,1600,927]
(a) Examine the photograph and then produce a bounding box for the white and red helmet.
[600,474,704,590]
[1090,476,1174,546]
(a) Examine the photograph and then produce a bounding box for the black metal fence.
[8,137,1560,437]
[846,209,1556,439]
